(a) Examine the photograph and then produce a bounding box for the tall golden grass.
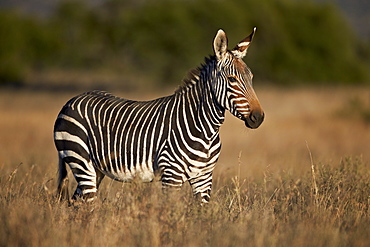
[0,86,369,246]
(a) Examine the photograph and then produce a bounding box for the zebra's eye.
[228,76,237,82]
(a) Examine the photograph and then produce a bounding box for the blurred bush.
[0,0,369,86]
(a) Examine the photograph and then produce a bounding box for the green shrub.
[0,0,369,86]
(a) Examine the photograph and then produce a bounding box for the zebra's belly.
[101,164,156,183]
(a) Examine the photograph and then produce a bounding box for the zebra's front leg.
[188,171,213,203]
[160,164,187,196]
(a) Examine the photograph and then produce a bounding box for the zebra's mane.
[175,56,216,94]
[175,68,201,94]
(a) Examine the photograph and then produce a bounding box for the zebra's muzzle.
[245,110,264,129]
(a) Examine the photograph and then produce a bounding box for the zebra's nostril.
[251,113,257,122]
[245,110,264,129]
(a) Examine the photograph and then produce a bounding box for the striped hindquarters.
[54,91,172,187]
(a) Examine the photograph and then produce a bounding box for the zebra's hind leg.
[95,168,105,189]
[65,158,98,203]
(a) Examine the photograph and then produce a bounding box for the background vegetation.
[1,0,369,87]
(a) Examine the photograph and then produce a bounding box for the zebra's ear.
[213,29,228,60]
[232,27,256,59]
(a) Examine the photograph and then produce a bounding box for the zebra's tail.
[57,157,69,202]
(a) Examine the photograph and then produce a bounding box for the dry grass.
[0,86,369,246]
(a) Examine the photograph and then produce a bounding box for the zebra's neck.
[174,56,225,136]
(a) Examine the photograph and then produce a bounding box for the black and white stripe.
[54,28,264,203]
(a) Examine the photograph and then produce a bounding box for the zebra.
[54,28,264,203]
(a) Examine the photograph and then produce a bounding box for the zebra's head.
[212,28,264,129]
